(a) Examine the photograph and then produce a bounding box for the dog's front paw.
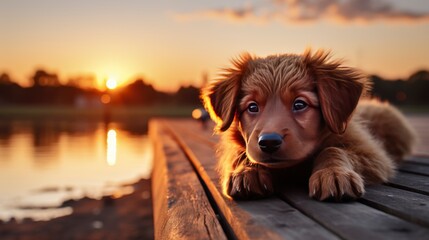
[226,166,273,200]
[309,167,364,201]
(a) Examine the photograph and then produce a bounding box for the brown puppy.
[202,49,416,201]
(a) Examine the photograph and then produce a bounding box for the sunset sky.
[1,0,429,91]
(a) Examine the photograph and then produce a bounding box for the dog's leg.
[309,147,365,201]
[224,161,274,200]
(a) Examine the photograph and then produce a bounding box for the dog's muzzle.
[258,133,283,153]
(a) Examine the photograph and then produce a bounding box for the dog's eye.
[247,102,259,114]
[293,99,308,112]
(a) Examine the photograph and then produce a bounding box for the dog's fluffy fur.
[202,49,416,201]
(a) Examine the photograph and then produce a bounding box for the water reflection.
[0,118,153,221]
[106,129,117,166]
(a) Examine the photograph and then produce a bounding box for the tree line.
[371,70,429,105]
[0,69,428,106]
[0,70,201,106]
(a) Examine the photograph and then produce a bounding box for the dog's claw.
[309,167,365,202]
[226,166,273,200]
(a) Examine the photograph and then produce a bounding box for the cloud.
[173,5,270,24]
[174,0,429,24]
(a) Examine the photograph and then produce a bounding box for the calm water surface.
[0,119,152,221]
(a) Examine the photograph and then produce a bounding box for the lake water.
[0,118,153,222]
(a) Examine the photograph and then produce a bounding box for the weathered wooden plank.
[388,171,429,196]
[406,156,429,166]
[399,162,429,176]
[165,119,340,240]
[280,187,429,240]
[149,120,227,240]
[169,119,218,146]
[360,185,429,228]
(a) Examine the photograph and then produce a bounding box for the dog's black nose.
[258,133,283,153]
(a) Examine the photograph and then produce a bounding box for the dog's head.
[202,49,369,168]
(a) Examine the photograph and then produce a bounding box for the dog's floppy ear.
[201,53,252,132]
[304,49,369,134]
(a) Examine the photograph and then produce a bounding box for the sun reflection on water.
[0,120,153,221]
[106,129,117,166]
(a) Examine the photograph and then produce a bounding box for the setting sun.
[106,77,118,90]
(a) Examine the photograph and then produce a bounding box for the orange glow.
[106,77,118,90]
[192,109,203,119]
[101,94,111,104]
[111,186,135,199]
[2,2,429,92]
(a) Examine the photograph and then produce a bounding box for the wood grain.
[360,185,429,227]
[280,186,429,240]
[388,171,429,196]
[399,162,429,177]
[150,120,226,240]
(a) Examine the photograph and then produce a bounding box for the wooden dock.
[150,118,429,240]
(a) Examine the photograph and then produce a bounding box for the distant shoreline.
[0,105,197,120]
